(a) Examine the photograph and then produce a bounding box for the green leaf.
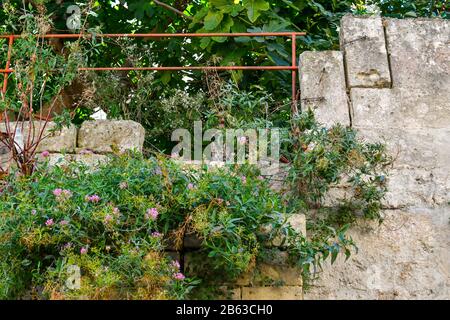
[243,0,270,23]
[161,72,171,85]
[204,10,224,31]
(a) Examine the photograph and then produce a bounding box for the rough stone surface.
[38,153,108,168]
[301,15,450,299]
[78,120,145,154]
[299,51,350,126]
[304,209,450,300]
[340,15,391,88]
[385,18,450,90]
[242,286,303,300]
[356,127,450,170]
[0,121,77,153]
[384,168,449,208]
[236,251,303,287]
[351,88,450,129]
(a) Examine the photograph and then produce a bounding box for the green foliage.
[3,1,446,103]
[285,110,392,276]
[0,108,391,299]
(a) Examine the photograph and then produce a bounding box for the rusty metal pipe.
[0,32,306,39]
[0,31,305,109]
[78,66,297,71]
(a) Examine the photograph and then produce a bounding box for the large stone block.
[304,209,450,299]
[299,51,350,126]
[236,251,303,287]
[78,120,145,154]
[241,286,303,300]
[184,250,302,287]
[37,153,109,168]
[340,15,391,88]
[355,127,450,170]
[384,167,449,208]
[0,121,77,153]
[385,18,450,91]
[350,88,450,129]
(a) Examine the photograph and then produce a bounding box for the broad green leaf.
[204,10,224,31]
[243,0,270,23]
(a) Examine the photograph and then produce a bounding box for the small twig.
[153,0,193,20]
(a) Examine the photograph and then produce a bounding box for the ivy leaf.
[243,0,270,23]
[204,10,224,31]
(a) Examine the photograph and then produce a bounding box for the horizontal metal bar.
[78,66,297,71]
[0,32,306,39]
[0,69,13,73]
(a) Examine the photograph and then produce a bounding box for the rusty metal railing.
[0,31,305,115]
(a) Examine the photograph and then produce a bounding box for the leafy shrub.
[0,153,299,299]
[0,110,391,299]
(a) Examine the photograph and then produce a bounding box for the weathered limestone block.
[304,209,450,300]
[351,88,450,129]
[384,167,449,208]
[38,153,109,167]
[385,18,450,91]
[71,154,109,167]
[236,251,303,287]
[242,286,303,300]
[340,15,391,88]
[185,250,302,287]
[355,127,450,170]
[0,121,77,153]
[78,120,145,154]
[299,51,350,126]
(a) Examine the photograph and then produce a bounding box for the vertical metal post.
[0,36,14,120]
[291,33,298,115]
[2,36,14,95]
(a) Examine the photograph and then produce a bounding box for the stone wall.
[0,120,146,169]
[300,15,449,299]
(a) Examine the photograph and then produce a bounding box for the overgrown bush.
[0,110,391,299]
[0,153,298,299]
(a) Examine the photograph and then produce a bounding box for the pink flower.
[104,214,113,223]
[187,183,195,190]
[60,220,69,226]
[257,175,264,181]
[173,272,185,281]
[53,188,63,197]
[151,231,163,238]
[85,194,101,203]
[31,209,37,215]
[241,176,247,184]
[171,260,181,269]
[146,208,159,220]
[41,150,50,158]
[113,207,120,215]
[45,219,54,226]
[217,198,224,205]
[80,247,88,255]
[238,136,247,145]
